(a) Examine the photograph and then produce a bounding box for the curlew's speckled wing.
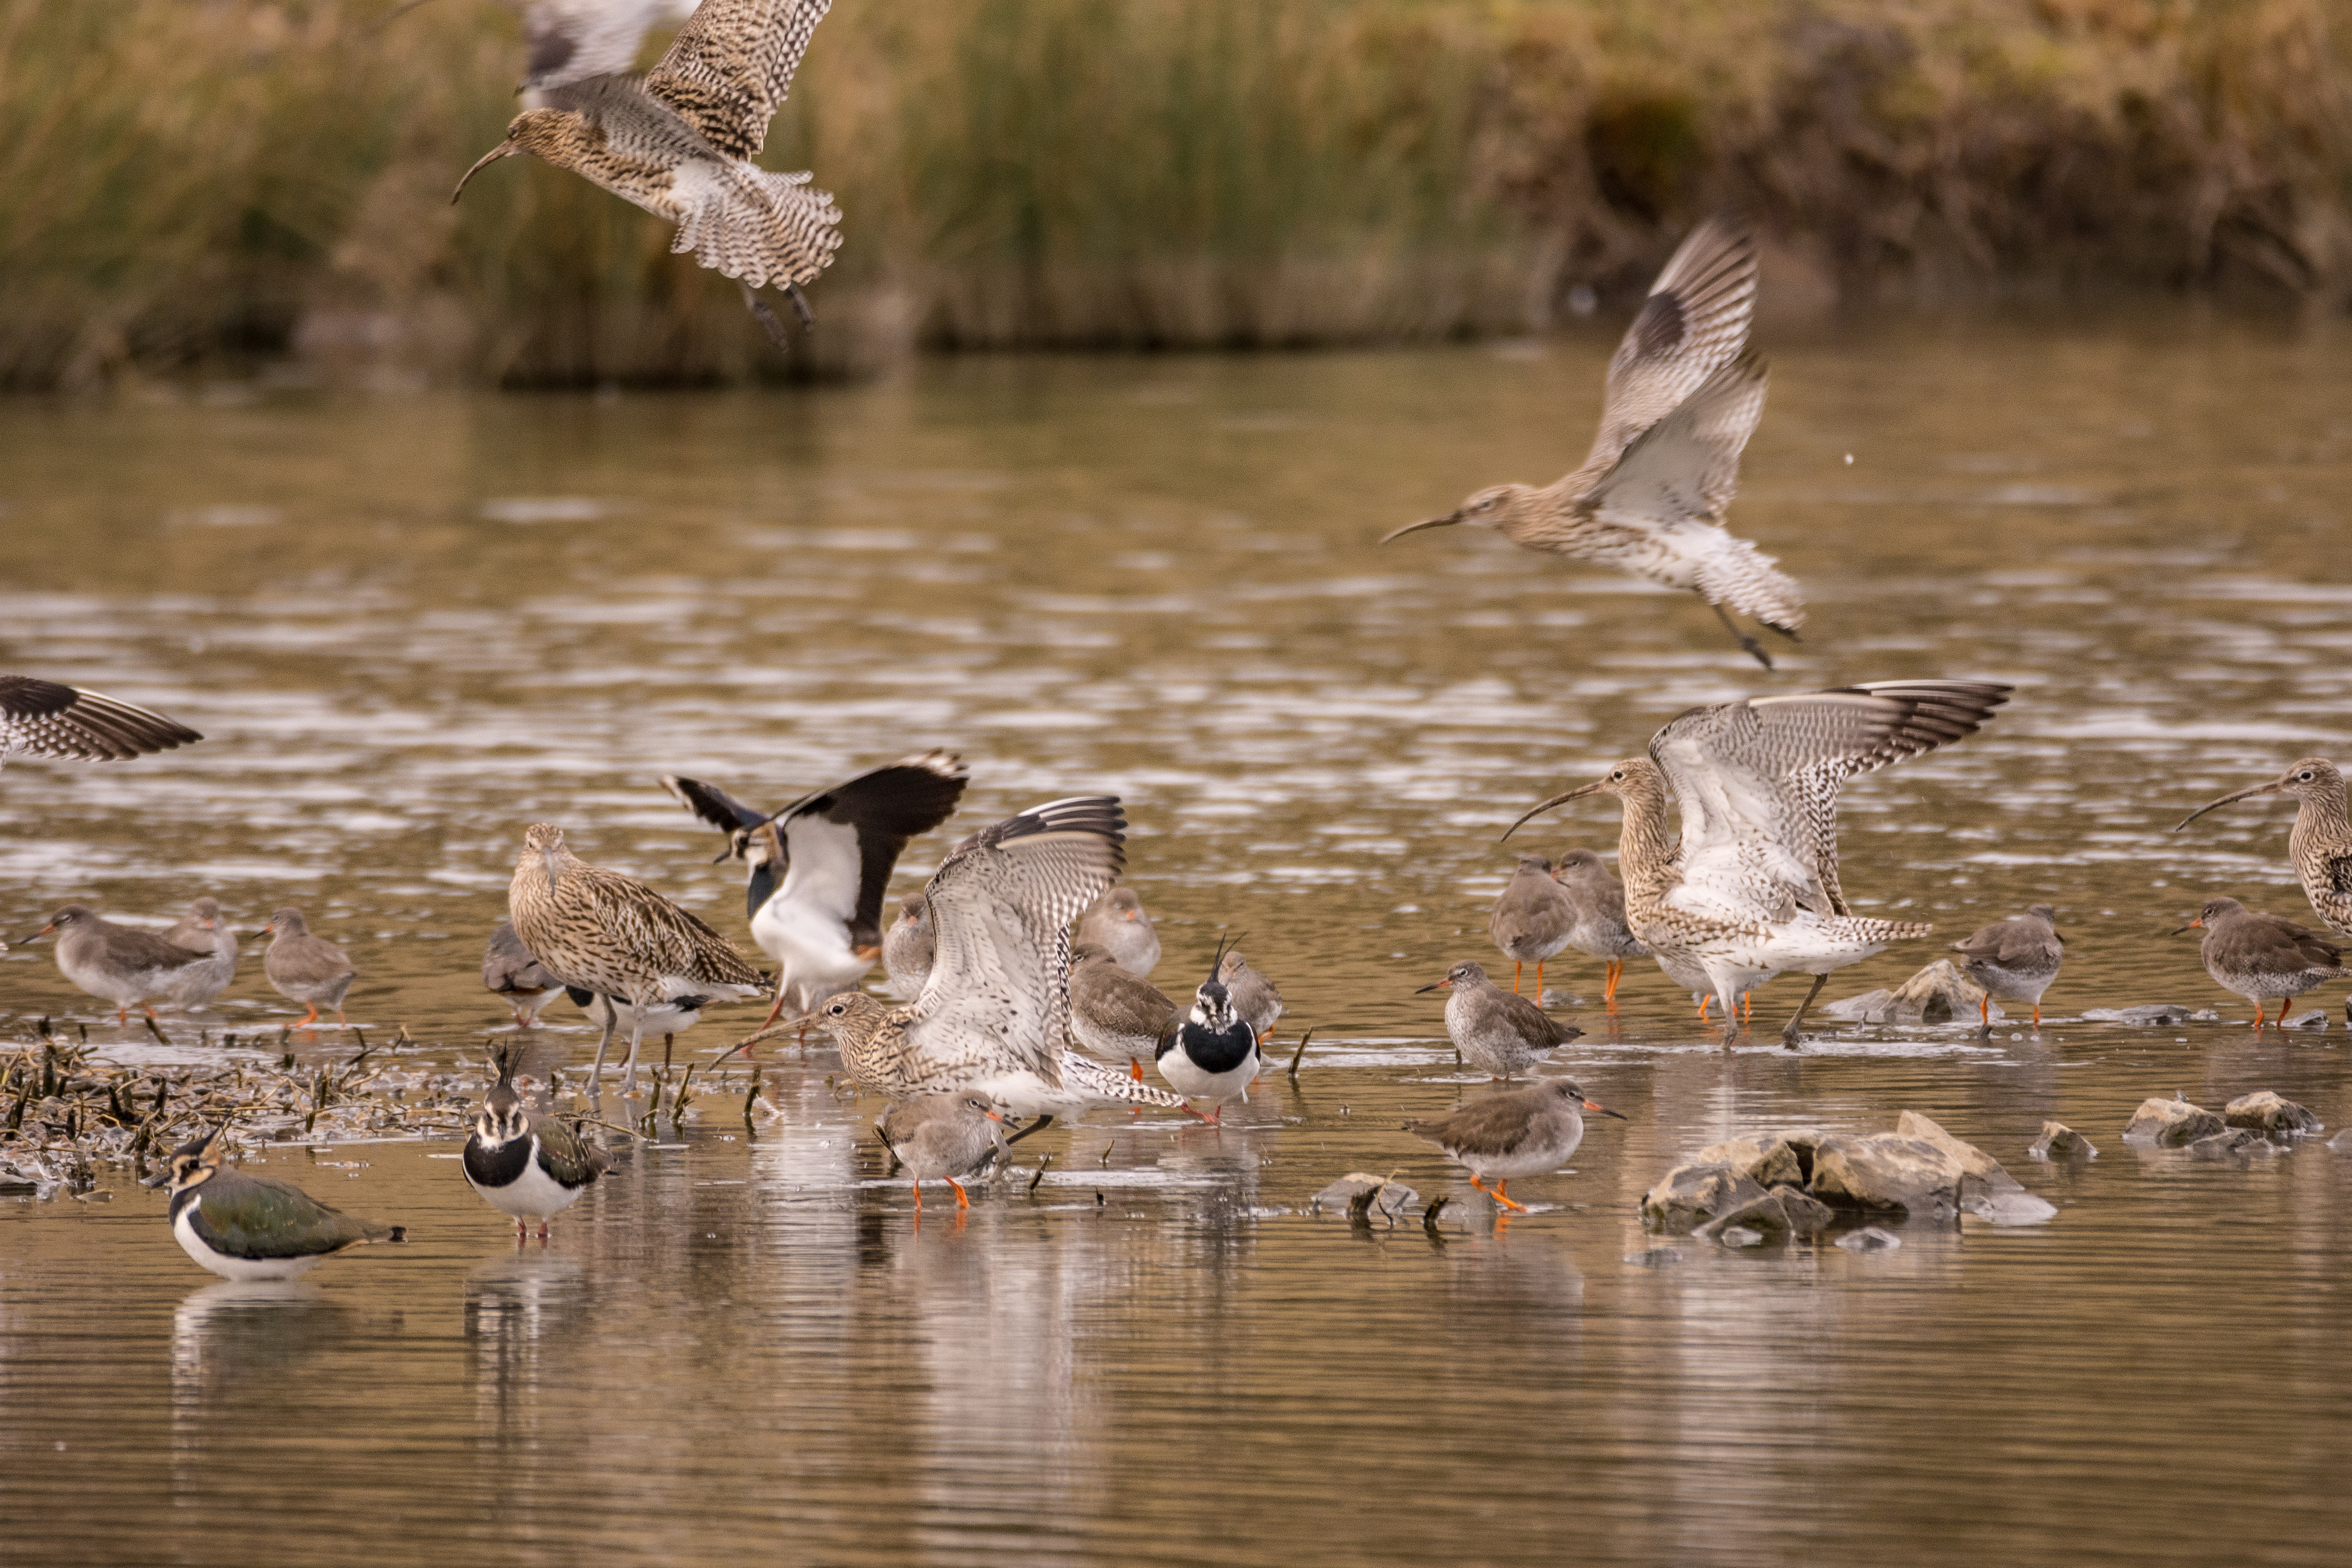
[1583,349,1768,527]
[1580,218,1755,477]
[510,0,698,90]
[645,0,830,160]
[1650,681,2012,925]
[0,676,200,763]
[906,797,1127,1084]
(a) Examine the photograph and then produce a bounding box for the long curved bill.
[1501,780,1606,843]
[2173,777,2283,831]
[451,141,519,204]
[1378,512,1459,545]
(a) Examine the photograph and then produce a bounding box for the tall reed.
[0,0,2344,388]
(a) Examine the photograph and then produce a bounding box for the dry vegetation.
[0,0,2345,387]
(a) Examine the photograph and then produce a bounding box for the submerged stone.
[2028,1121,2097,1160]
[2281,1010,2330,1031]
[1312,1172,1419,1220]
[1769,1184,1835,1238]
[1836,1227,1902,1253]
[1693,1133,1805,1190]
[1641,1162,1769,1235]
[2082,1005,2193,1025]
[1808,1134,1961,1219]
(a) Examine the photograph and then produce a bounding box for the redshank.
[1487,853,1574,996]
[2172,897,2345,1028]
[15,906,212,1024]
[662,751,964,1031]
[1156,940,1263,1124]
[1068,941,1180,1077]
[1405,1078,1625,1213]
[143,1126,404,1281]
[876,1092,1009,1213]
[260,907,358,1030]
[1,675,199,772]
[507,824,769,1096]
[1551,849,1650,1007]
[1379,218,1800,667]
[161,897,239,1011]
[2174,759,2352,938]
[1076,887,1161,977]
[1414,959,1581,1080]
[1506,681,2013,1045]
[1948,904,2064,1026]
[880,893,932,999]
[463,1044,608,1240]
[758,799,1185,1119]
[483,918,567,1026]
[1216,949,1285,1049]
[452,0,844,347]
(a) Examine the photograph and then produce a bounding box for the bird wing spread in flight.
[0,675,201,761]
[1581,348,1768,528]
[906,797,1127,1082]
[1650,682,2011,926]
[1580,217,1756,477]
[661,774,773,836]
[644,0,832,160]
[514,0,699,90]
[776,751,966,948]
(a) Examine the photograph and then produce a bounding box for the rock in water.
[2028,1121,2098,1160]
[1769,1184,1835,1237]
[2280,1010,2329,1031]
[1821,987,1894,1024]
[2122,1096,2225,1147]
[1312,1172,1419,1220]
[1894,1111,2056,1224]
[2190,1129,2274,1161]
[1836,1227,1902,1253]
[2223,1091,2323,1136]
[1692,1132,1810,1189]
[1823,962,1994,1025]
[2081,1005,2192,1025]
[1641,1163,1769,1235]
[1808,1134,1962,1220]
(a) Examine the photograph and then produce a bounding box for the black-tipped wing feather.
[1,676,201,762]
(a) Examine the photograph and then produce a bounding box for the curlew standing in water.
[1415,959,1581,1081]
[452,0,844,348]
[1551,848,1651,1008]
[1948,903,2064,1027]
[1,675,199,773]
[1405,1078,1625,1213]
[1379,218,1800,668]
[662,751,965,1031]
[1507,681,2012,1045]
[2174,897,2345,1029]
[508,824,768,1096]
[1488,853,1575,996]
[766,798,1187,1121]
[2174,759,2352,939]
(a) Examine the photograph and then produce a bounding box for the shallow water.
[4,308,2352,1565]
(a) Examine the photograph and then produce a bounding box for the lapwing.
[144,1126,405,1280]
[463,1047,609,1240]
[1156,939,1262,1124]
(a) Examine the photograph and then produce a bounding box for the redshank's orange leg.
[949,1177,970,1211]
[1604,960,1622,1007]
[1490,1180,1530,1214]
[911,1180,924,1212]
[1741,995,1752,1024]
[334,1009,349,1029]
[757,989,790,1031]
[294,1003,321,1028]
[116,1007,129,1026]
[1533,961,1545,998]
[1697,996,1712,1021]
[2032,1004,2042,1028]
[1128,1057,1143,1081]
[1512,962,1524,996]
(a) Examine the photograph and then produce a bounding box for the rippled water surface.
[4,309,2352,1565]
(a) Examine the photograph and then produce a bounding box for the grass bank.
[1,0,2345,388]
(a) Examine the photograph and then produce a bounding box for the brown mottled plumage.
[1552,848,1650,1006]
[1380,219,1799,667]
[453,0,842,347]
[1488,853,1574,996]
[2173,896,2346,1029]
[1948,903,2063,1026]
[1405,1078,1624,1213]
[508,823,767,1095]
[262,907,358,1029]
[2176,759,2352,939]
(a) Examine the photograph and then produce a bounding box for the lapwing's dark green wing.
[531,1118,608,1189]
[189,1176,396,1259]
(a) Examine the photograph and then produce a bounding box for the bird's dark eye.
[2301,771,2314,781]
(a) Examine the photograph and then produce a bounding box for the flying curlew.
[508,823,769,1096]
[1380,218,1800,667]
[1,675,199,773]
[1507,680,2012,1045]
[452,0,844,348]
